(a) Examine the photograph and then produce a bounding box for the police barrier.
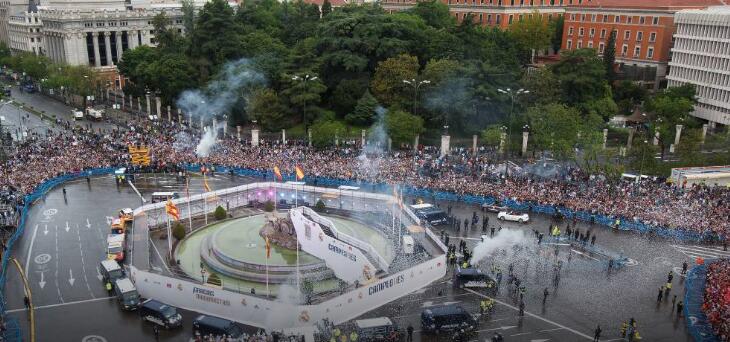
[684,263,720,342]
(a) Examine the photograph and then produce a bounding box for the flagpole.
[166,210,172,260]
[187,178,192,233]
[266,255,270,296]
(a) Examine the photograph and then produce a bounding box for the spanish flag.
[273,166,283,182]
[265,236,271,259]
[165,199,180,221]
[295,165,305,181]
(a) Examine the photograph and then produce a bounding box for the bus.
[151,192,179,203]
[454,266,496,293]
[410,203,448,226]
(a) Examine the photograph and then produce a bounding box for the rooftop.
[569,0,725,10]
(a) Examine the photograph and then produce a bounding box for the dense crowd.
[704,259,730,341]
[0,118,728,242]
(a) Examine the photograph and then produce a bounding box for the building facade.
[560,0,722,90]
[667,6,730,126]
[381,0,567,28]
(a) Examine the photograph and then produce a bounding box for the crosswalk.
[671,244,730,260]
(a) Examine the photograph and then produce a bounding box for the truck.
[86,107,103,120]
[71,109,84,121]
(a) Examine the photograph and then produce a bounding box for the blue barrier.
[684,262,721,342]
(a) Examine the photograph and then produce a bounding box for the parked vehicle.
[192,315,243,339]
[86,107,103,120]
[139,299,182,329]
[410,203,448,226]
[99,259,125,285]
[421,304,477,334]
[354,317,403,341]
[71,109,84,121]
[113,278,140,310]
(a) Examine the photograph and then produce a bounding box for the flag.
[273,166,283,182]
[295,165,304,181]
[203,174,212,192]
[165,200,180,221]
[265,236,271,259]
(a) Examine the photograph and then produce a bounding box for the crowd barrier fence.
[684,262,721,342]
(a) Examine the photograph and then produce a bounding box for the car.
[497,211,529,223]
[421,304,477,334]
[140,299,182,329]
[481,203,508,213]
[22,84,35,93]
[192,315,243,339]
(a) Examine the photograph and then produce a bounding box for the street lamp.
[292,74,318,130]
[402,79,430,117]
[638,140,649,183]
[497,88,529,176]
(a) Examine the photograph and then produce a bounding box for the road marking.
[570,249,600,262]
[127,180,146,203]
[43,224,48,236]
[86,218,91,229]
[671,244,730,259]
[68,269,75,286]
[24,224,39,276]
[65,221,70,232]
[539,328,564,332]
[77,225,95,298]
[54,224,64,303]
[509,332,532,337]
[39,272,46,289]
[464,288,594,340]
[5,296,114,313]
[477,325,517,333]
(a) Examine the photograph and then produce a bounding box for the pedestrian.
[23,296,29,310]
[518,301,525,316]
[594,325,601,342]
[591,235,596,246]
[672,295,677,308]
[676,301,683,317]
[406,324,413,342]
[490,227,495,237]
[682,261,688,275]
[153,325,160,342]
[543,287,549,304]
[657,287,663,302]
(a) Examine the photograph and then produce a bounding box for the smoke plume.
[471,229,529,265]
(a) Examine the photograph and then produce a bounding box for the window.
[653,16,659,25]
[600,29,606,38]
[647,47,654,58]
[30,37,34,42]
[637,31,643,41]
[567,40,572,49]
[633,46,640,57]
[508,14,513,24]
[627,16,632,24]
[581,14,586,21]
[649,32,656,42]
[591,14,596,22]
[479,13,483,23]
[589,28,595,37]
[603,15,608,23]
[496,15,501,24]
[624,30,630,40]
[569,27,574,35]
[571,14,576,21]
[615,15,620,23]
[621,44,628,57]
[579,27,584,36]
[599,42,605,53]
[587,41,593,48]
[577,41,582,48]
[487,14,492,23]
[639,16,645,24]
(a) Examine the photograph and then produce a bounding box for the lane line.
[54,224,64,303]
[149,237,172,274]
[77,224,95,299]
[23,224,40,279]
[127,180,146,203]
[463,288,594,340]
[5,296,113,313]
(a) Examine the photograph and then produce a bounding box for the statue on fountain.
[259,212,299,250]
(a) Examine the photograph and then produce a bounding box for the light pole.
[638,140,648,183]
[402,79,431,117]
[497,88,529,176]
[292,74,318,130]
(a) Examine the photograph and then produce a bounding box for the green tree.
[613,80,648,115]
[521,68,559,105]
[385,109,424,146]
[248,88,287,131]
[410,0,455,29]
[421,58,460,85]
[310,119,346,147]
[549,15,564,52]
[331,78,369,118]
[480,125,503,147]
[189,0,240,71]
[145,53,198,105]
[527,103,582,159]
[214,206,227,220]
[118,46,158,97]
[264,200,275,212]
[509,11,552,56]
[551,48,608,106]
[321,0,332,17]
[315,199,326,212]
[346,90,379,126]
[603,30,616,83]
[181,0,196,34]
[172,222,186,240]
[0,42,11,65]
[281,73,327,127]
[370,54,419,109]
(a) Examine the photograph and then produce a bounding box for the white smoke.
[195,129,217,157]
[357,106,389,179]
[471,229,530,265]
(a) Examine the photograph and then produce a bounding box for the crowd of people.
[1,116,729,244]
[704,259,730,341]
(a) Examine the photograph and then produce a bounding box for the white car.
[497,211,530,223]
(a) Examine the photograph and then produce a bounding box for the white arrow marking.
[43,224,48,236]
[65,221,70,232]
[86,218,91,229]
[39,272,46,289]
[96,267,103,281]
[68,269,75,286]
[530,339,550,342]
[499,326,518,330]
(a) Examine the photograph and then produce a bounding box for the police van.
[410,203,448,226]
[454,266,497,294]
[354,317,403,341]
[99,259,125,285]
[140,299,182,329]
[421,304,477,334]
[192,315,244,339]
[114,277,141,310]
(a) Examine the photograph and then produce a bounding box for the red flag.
[273,166,282,182]
[165,200,180,221]
[295,165,305,181]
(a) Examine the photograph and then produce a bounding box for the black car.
[140,299,182,329]
[193,315,243,339]
[421,304,477,334]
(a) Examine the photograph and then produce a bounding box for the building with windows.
[560,0,722,90]
[667,6,730,126]
[381,0,566,29]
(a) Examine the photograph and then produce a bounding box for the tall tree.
[385,109,424,145]
[527,103,582,159]
[321,0,332,17]
[410,0,455,29]
[346,90,379,126]
[181,0,196,34]
[603,30,617,83]
[549,14,564,53]
[248,88,287,130]
[509,11,552,58]
[370,54,419,110]
[189,0,240,71]
[551,48,607,106]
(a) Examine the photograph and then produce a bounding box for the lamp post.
[402,79,431,116]
[292,74,318,131]
[638,140,648,183]
[497,88,529,176]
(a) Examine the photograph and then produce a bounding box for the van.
[99,259,125,285]
[410,203,448,226]
[114,278,140,310]
[421,304,477,334]
[355,317,402,341]
[140,299,182,329]
[192,315,243,339]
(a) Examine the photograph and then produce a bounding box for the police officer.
[106,281,113,295]
[153,325,160,342]
[406,324,414,342]
[349,330,358,342]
